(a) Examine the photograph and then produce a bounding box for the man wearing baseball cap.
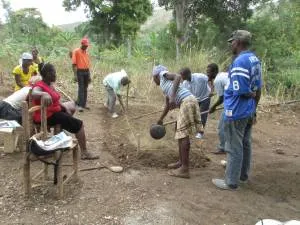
[72,37,91,112]
[212,30,262,190]
[12,52,37,91]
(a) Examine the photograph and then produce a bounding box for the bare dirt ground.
[0,93,299,225]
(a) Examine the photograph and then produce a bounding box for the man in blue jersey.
[152,65,202,178]
[212,30,262,190]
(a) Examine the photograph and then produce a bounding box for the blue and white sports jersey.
[224,51,262,121]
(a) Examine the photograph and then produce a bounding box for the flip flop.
[168,169,190,179]
[167,162,182,169]
[81,152,99,160]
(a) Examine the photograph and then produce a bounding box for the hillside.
[140,8,172,32]
[57,21,83,32]
[57,8,172,33]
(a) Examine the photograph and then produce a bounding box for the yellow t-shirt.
[12,65,37,91]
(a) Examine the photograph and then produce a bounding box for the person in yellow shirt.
[12,52,37,91]
[32,47,44,73]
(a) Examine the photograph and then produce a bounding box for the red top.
[33,81,61,122]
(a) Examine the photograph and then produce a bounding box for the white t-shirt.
[3,86,31,110]
[103,69,128,95]
[213,72,229,97]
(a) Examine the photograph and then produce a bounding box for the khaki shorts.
[175,95,202,140]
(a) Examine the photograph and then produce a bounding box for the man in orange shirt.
[72,38,91,112]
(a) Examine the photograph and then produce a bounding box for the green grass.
[1,35,299,104]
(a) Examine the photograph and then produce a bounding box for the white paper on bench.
[0,120,21,128]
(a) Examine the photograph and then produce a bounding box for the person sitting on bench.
[0,76,42,124]
[31,63,99,160]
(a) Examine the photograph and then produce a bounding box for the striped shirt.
[182,73,211,102]
[159,71,191,106]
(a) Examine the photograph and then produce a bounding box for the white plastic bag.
[255,219,282,225]
[256,220,300,225]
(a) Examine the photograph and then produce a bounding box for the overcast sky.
[0,0,158,26]
[1,0,88,26]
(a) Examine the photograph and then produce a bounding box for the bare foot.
[168,167,190,179]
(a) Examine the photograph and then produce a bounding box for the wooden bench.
[0,124,24,153]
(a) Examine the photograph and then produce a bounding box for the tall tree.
[158,0,265,59]
[158,0,189,60]
[63,0,153,56]
[2,8,50,45]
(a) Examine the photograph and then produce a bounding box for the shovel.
[149,110,211,139]
[163,109,211,126]
[80,164,123,173]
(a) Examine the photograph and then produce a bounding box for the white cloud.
[0,0,160,26]
[1,0,88,26]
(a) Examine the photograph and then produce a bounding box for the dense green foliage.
[159,0,260,32]
[0,1,78,68]
[157,0,266,58]
[246,0,300,97]
[63,0,153,49]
